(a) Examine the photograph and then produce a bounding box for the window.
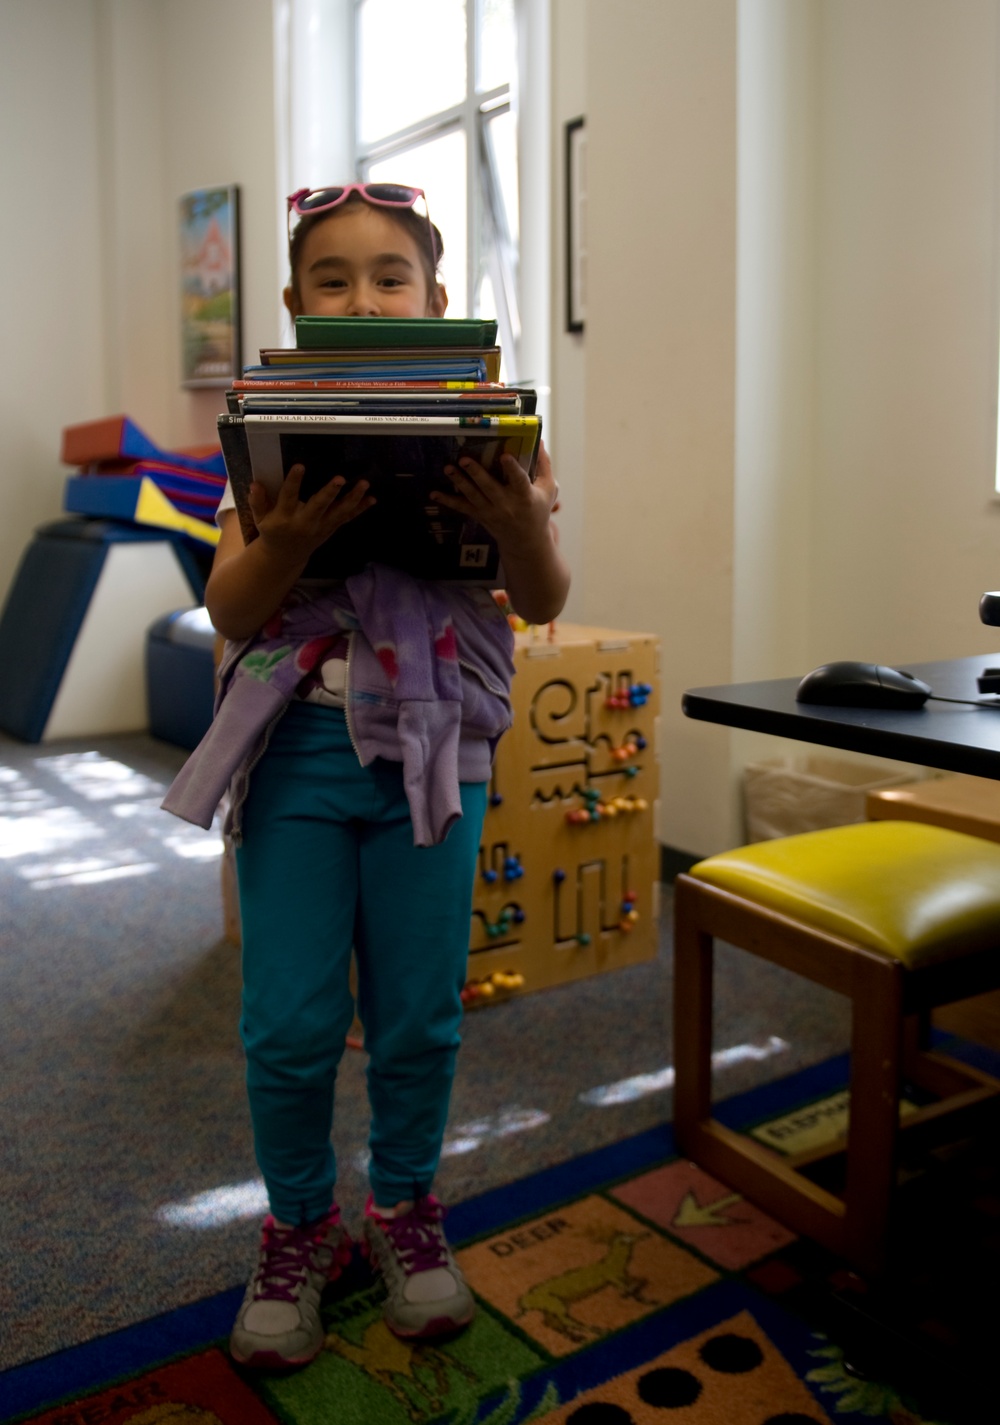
[274,0,548,389]
[355,0,520,369]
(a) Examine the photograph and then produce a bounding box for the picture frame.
[179,184,242,388]
[565,117,586,334]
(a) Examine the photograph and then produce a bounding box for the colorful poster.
[180,185,242,387]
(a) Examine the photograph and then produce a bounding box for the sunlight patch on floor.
[156,1178,270,1228]
[351,1105,552,1177]
[35,751,165,801]
[0,805,102,860]
[578,1036,790,1106]
[440,1106,551,1157]
[113,796,224,856]
[0,754,223,879]
[0,765,55,813]
[160,833,225,859]
[23,857,159,890]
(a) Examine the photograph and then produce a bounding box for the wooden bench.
[673,820,1000,1277]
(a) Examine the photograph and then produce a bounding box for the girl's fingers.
[247,480,276,529]
[318,481,375,530]
[247,479,270,511]
[335,479,372,513]
[499,453,532,488]
[431,487,475,516]
[306,475,346,513]
[277,464,306,508]
[446,460,492,502]
[526,459,557,510]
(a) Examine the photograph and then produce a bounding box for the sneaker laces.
[252,1212,339,1303]
[375,1196,449,1275]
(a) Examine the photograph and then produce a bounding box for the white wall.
[0,0,280,614]
[547,0,1000,856]
[158,0,281,445]
[734,0,818,687]
[0,0,108,602]
[94,0,172,443]
[733,0,1000,688]
[727,0,822,802]
[568,0,739,856]
[727,0,1000,844]
[812,0,1000,668]
[548,0,587,616]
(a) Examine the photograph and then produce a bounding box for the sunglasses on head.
[286,184,436,263]
[288,183,425,216]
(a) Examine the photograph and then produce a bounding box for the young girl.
[164,183,569,1370]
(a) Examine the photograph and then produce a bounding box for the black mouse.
[795,661,932,709]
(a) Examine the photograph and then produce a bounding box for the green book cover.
[295,316,499,350]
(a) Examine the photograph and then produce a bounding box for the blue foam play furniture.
[0,518,209,742]
[146,607,217,750]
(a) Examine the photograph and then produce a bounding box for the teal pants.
[235,702,486,1225]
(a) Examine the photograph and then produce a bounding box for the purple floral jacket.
[161,565,515,847]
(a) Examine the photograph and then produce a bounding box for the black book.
[217,411,540,585]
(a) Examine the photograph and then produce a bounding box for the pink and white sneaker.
[362,1194,475,1339]
[230,1206,352,1368]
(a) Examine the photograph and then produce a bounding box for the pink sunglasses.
[288,182,426,216]
[287,183,436,261]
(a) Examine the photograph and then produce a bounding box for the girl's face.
[284,202,447,320]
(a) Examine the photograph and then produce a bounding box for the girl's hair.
[288,192,445,298]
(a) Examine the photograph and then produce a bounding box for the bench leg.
[844,954,905,1277]
[673,882,714,1146]
[903,1007,932,1064]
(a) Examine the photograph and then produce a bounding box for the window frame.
[351,0,520,372]
[274,0,549,401]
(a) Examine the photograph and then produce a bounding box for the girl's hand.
[432,440,569,625]
[249,464,375,564]
[433,440,557,548]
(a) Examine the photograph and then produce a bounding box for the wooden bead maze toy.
[466,623,661,1003]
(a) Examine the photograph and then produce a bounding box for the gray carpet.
[0,729,850,1371]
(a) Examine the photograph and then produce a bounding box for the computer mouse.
[795,661,933,709]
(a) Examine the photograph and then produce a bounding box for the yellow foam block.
[135,476,220,547]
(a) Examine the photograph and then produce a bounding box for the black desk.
[683,654,1000,781]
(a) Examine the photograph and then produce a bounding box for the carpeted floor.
[0,729,852,1377]
[5,1051,998,1424]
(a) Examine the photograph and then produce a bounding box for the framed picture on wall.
[565,117,586,333]
[179,184,242,388]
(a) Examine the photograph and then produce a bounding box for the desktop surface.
[683,654,1000,780]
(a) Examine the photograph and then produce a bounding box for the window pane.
[483,107,518,247]
[478,0,515,92]
[477,271,496,319]
[358,0,467,144]
[368,129,468,316]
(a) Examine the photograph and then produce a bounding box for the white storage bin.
[743,755,923,842]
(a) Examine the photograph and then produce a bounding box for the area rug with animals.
[6,1048,998,1425]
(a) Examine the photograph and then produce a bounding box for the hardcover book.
[231,395,527,418]
[294,315,499,349]
[256,348,503,382]
[218,411,540,585]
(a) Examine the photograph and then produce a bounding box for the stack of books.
[217,316,540,584]
[62,415,226,547]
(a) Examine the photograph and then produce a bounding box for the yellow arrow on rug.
[672,1189,745,1228]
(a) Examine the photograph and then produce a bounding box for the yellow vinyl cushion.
[690,820,1000,968]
